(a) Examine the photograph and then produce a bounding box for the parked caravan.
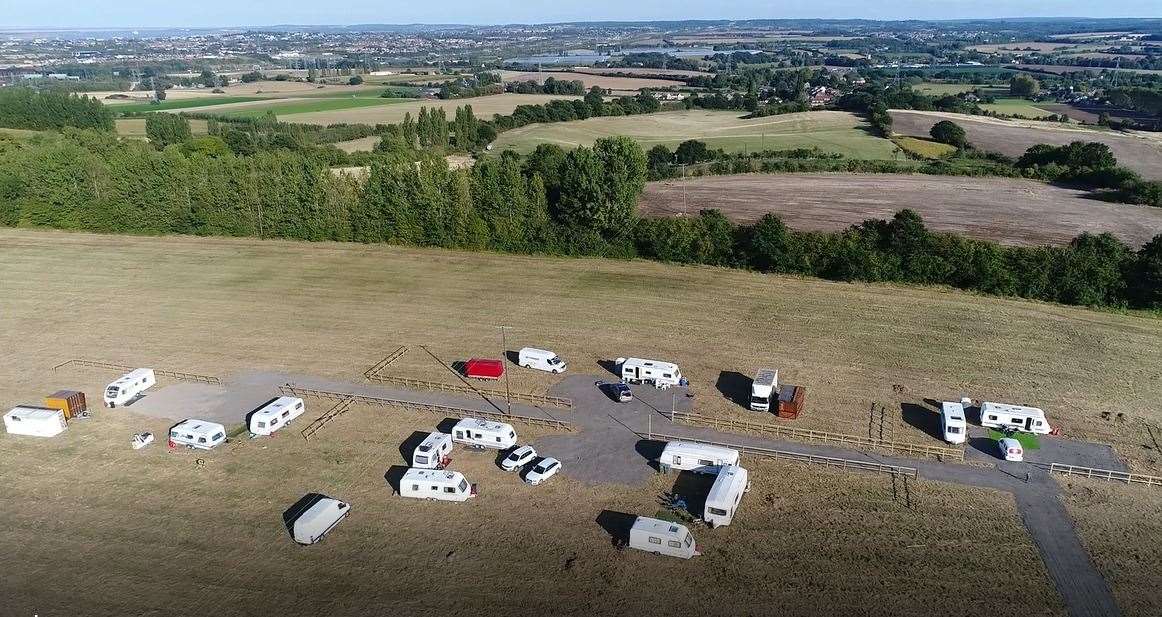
[43,390,87,420]
[292,497,351,545]
[518,347,567,373]
[4,406,67,437]
[248,396,306,436]
[980,402,1052,435]
[658,441,740,474]
[749,369,778,411]
[399,469,477,502]
[704,464,750,528]
[103,369,156,408]
[940,402,968,445]
[628,517,700,559]
[616,357,685,389]
[451,418,517,450]
[412,432,453,469]
[169,419,227,450]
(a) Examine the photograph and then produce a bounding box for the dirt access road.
[639,173,1162,247]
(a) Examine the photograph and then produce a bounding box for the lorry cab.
[518,347,567,373]
[940,401,968,445]
[749,369,778,412]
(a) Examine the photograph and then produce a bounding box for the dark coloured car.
[596,380,633,403]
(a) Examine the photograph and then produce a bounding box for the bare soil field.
[278,93,584,126]
[890,110,1162,179]
[497,70,684,90]
[639,173,1162,248]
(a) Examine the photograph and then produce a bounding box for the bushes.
[145,114,192,148]
[929,120,967,149]
[0,88,114,131]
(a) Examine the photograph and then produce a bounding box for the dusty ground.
[638,173,1162,247]
[496,70,684,90]
[278,93,584,126]
[890,110,1162,179]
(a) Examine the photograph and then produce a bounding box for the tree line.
[0,89,114,132]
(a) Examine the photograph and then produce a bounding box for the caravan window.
[256,421,266,429]
[295,402,303,410]
[698,459,714,466]
[212,432,224,441]
[667,540,681,548]
[444,486,456,494]
[281,411,289,418]
[987,414,998,421]
[684,533,693,547]
[947,426,961,434]
[673,456,682,465]
[648,537,662,545]
[198,437,207,443]
[411,484,419,491]
[708,507,728,516]
[663,373,672,378]
[458,479,468,492]
[415,455,429,465]
[270,417,279,425]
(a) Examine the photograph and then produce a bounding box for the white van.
[4,406,68,438]
[940,401,968,445]
[248,396,306,436]
[412,432,453,469]
[451,418,517,450]
[399,469,477,502]
[517,347,567,373]
[658,441,740,474]
[703,464,750,528]
[628,517,700,559]
[291,497,351,545]
[169,419,227,450]
[617,357,684,389]
[104,368,156,407]
[980,402,1052,435]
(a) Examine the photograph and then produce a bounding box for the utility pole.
[497,325,513,415]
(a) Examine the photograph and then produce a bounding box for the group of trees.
[0,89,114,132]
[492,88,663,132]
[507,77,586,95]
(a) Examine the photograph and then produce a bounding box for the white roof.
[941,402,967,422]
[622,357,679,372]
[6,406,64,421]
[112,368,153,383]
[417,432,451,452]
[753,369,778,387]
[519,347,554,356]
[631,516,689,536]
[706,464,748,504]
[293,498,349,542]
[402,468,465,484]
[661,441,739,460]
[454,417,513,434]
[999,438,1023,450]
[253,396,302,418]
[981,402,1046,419]
[172,419,226,436]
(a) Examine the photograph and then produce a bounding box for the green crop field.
[109,97,264,113]
[212,96,418,119]
[913,83,1004,96]
[891,136,957,159]
[978,98,1056,118]
[489,110,899,159]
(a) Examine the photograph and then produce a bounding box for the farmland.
[976,98,1057,118]
[638,173,1162,248]
[195,96,416,119]
[277,93,585,126]
[496,70,684,91]
[115,117,209,138]
[490,110,898,158]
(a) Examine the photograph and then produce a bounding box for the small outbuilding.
[4,406,68,437]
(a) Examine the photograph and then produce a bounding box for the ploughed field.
[639,173,1162,247]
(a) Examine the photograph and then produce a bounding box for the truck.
[749,369,778,411]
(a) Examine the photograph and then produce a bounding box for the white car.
[524,457,562,485]
[131,432,154,450]
[998,437,1024,462]
[500,445,537,472]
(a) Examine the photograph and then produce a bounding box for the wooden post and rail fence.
[52,358,222,385]
[1034,462,1162,487]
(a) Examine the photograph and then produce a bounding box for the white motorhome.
[248,396,306,436]
[658,441,740,474]
[451,418,517,450]
[517,347,567,373]
[169,419,227,450]
[399,469,477,502]
[4,406,68,437]
[980,402,1052,435]
[749,369,779,411]
[104,368,156,407]
[940,401,968,445]
[628,517,700,559]
[703,464,750,528]
[291,497,351,545]
[412,432,453,469]
[617,357,684,389]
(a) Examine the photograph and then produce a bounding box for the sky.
[1,0,1159,29]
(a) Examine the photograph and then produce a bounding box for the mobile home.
[103,368,156,407]
[248,396,306,436]
[628,517,700,559]
[980,402,1052,435]
[940,401,968,444]
[4,406,68,437]
[749,369,778,411]
[399,469,477,502]
[703,464,750,528]
[291,497,351,545]
[451,418,517,449]
[169,419,227,450]
[658,441,740,474]
[411,432,453,469]
[616,357,684,389]
[517,347,567,373]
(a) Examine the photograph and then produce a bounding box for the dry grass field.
[278,93,584,126]
[1,229,1160,475]
[496,70,684,90]
[968,42,1078,53]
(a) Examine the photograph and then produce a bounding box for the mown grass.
[978,98,1057,118]
[214,96,418,119]
[891,135,958,159]
[110,96,263,113]
[988,429,1042,450]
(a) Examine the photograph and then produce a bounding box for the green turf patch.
[988,429,1040,450]
[111,97,263,114]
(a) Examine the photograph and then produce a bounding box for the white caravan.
[291,497,351,545]
[749,369,779,411]
[104,368,156,407]
[399,469,477,502]
[451,418,517,450]
[658,441,740,474]
[980,402,1052,435]
[412,432,453,469]
[517,347,567,373]
[616,357,684,389]
[628,517,700,559]
[940,401,968,445]
[703,464,750,528]
[248,396,306,436]
[4,406,68,438]
[169,419,227,450]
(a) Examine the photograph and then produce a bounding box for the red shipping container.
[777,385,807,419]
[464,358,504,380]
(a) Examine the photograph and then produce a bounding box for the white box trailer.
[658,441,740,474]
[980,402,1052,435]
[451,418,517,450]
[703,464,750,528]
[517,347,567,373]
[104,368,156,407]
[4,406,68,437]
[292,497,351,545]
[628,517,700,559]
[616,357,684,389]
[749,369,779,411]
[169,419,227,450]
[399,469,477,502]
[248,396,306,436]
[412,432,453,469]
[940,402,968,444]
